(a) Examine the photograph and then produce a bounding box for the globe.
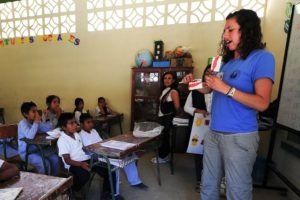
[135,49,153,67]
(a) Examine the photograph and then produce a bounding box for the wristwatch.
[226,87,236,98]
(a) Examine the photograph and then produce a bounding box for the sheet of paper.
[0,187,23,200]
[101,140,136,150]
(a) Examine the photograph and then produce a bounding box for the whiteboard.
[276,3,300,133]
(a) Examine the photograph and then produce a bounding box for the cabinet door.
[133,98,158,122]
[134,71,161,97]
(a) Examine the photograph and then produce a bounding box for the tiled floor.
[88,153,290,200]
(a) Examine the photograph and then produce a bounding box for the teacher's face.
[223,17,241,53]
[163,74,175,87]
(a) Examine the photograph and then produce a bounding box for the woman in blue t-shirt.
[183,9,275,200]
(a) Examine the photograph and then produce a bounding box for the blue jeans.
[124,162,142,185]
[200,130,259,200]
[22,152,60,176]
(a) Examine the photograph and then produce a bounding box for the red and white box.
[188,79,205,90]
[211,56,222,72]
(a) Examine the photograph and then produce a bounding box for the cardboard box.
[170,58,193,67]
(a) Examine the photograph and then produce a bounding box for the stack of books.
[172,117,189,126]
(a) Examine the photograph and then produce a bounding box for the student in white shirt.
[95,97,117,117]
[73,98,87,125]
[0,158,19,181]
[57,113,124,200]
[79,113,148,190]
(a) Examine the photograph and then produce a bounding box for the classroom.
[0,0,300,200]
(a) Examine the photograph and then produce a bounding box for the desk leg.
[37,145,48,175]
[105,157,116,200]
[3,142,7,160]
[25,145,30,171]
[170,127,175,175]
[155,151,161,186]
[118,116,123,134]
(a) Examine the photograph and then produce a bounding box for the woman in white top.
[151,71,180,164]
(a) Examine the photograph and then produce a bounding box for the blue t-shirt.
[211,50,275,133]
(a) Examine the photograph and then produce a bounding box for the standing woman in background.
[151,71,180,164]
[183,9,275,200]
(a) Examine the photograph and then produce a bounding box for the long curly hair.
[220,9,266,63]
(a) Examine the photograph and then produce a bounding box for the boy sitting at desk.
[57,113,123,200]
[18,102,60,175]
[79,113,148,190]
[95,97,117,117]
[0,158,19,181]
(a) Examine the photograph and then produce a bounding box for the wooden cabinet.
[131,67,193,129]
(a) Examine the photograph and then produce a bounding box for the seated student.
[95,97,117,117]
[42,95,63,129]
[57,113,124,200]
[18,102,60,175]
[74,98,87,125]
[0,158,19,182]
[79,113,148,190]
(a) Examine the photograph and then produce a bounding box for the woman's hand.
[181,73,194,84]
[205,75,231,94]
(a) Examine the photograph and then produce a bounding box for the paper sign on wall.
[0,33,80,47]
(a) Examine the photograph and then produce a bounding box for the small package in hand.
[188,79,205,90]
[211,56,222,72]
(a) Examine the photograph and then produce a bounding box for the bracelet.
[226,87,232,95]
[226,87,236,98]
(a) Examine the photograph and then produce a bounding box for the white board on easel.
[276,3,300,133]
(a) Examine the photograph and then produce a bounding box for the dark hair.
[220,9,265,63]
[21,101,37,117]
[79,113,93,123]
[74,98,84,112]
[57,112,74,128]
[46,95,60,107]
[202,64,211,81]
[98,97,105,102]
[161,71,178,89]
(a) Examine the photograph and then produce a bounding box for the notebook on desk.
[101,140,136,151]
[0,187,23,200]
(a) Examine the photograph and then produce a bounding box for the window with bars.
[0,0,76,39]
[0,0,267,38]
[87,0,267,31]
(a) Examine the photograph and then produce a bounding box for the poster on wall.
[0,33,80,47]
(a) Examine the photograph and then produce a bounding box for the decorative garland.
[0,33,80,47]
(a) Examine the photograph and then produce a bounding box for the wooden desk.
[0,172,72,200]
[85,132,161,200]
[85,132,160,158]
[93,113,124,134]
[20,134,58,175]
[21,134,57,146]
